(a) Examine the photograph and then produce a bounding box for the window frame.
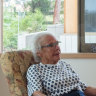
[0,0,3,53]
[79,0,96,53]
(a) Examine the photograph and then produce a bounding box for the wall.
[0,59,96,96]
[64,59,96,87]
[0,65,10,96]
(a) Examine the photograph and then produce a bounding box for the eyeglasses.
[41,41,61,48]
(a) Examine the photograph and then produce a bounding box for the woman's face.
[37,35,61,64]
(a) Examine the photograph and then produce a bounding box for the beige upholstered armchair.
[0,50,38,96]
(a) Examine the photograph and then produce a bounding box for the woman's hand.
[33,91,46,96]
[84,86,96,96]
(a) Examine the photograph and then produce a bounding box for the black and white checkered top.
[26,59,87,96]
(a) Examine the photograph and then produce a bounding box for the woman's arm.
[33,91,46,96]
[84,86,96,96]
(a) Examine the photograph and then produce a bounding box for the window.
[79,0,96,52]
[1,0,80,55]
[3,0,64,52]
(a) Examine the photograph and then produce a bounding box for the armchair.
[0,50,38,96]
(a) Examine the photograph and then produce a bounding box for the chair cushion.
[0,50,37,96]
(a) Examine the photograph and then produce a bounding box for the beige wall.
[0,65,10,96]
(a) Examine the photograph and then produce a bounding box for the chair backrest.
[0,50,38,96]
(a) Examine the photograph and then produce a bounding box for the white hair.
[31,32,55,62]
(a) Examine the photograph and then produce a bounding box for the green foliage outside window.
[3,10,18,49]
[3,9,46,49]
[19,9,46,33]
[24,0,51,14]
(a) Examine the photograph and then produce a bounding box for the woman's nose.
[55,44,60,50]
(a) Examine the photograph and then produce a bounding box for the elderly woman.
[26,33,96,96]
